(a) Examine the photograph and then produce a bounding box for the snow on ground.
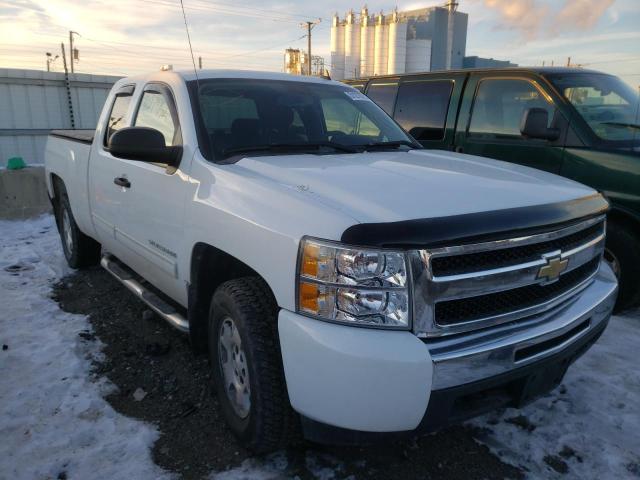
[1,215,639,480]
[472,310,640,479]
[0,216,172,480]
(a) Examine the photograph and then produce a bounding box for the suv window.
[469,79,555,138]
[134,91,178,146]
[104,93,133,146]
[366,82,398,115]
[394,80,453,141]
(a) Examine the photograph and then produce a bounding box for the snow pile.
[0,216,171,480]
[473,310,640,478]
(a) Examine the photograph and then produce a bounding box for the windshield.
[548,73,640,148]
[188,78,418,161]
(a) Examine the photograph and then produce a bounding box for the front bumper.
[278,261,617,441]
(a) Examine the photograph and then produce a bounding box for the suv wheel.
[208,277,297,453]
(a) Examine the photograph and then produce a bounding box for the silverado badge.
[537,255,569,282]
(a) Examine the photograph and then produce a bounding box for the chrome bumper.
[426,260,617,390]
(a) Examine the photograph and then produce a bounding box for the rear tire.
[54,182,101,269]
[208,277,297,453]
[604,220,640,312]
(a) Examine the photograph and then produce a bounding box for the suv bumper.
[278,261,617,442]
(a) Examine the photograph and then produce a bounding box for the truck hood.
[233,149,596,224]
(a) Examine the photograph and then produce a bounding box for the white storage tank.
[344,10,361,79]
[373,12,388,76]
[330,13,346,80]
[387,10,407,75]
[359,7,375,77]
[405,39,431,73]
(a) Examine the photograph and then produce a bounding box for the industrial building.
[330,3,468,80]
[463,56,518,69]
[283,48,325,76]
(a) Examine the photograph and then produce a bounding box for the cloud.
[554,0,616,32]
[479,0,616,39]
[484,0,549,39]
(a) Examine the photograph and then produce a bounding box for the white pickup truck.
[45,69,617,452]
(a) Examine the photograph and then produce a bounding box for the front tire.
[208,277,297,453]
[54,183,101,269]
[605,220,640,312]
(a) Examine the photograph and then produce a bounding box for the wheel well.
[188,242,277,353]
[50,174,64,200]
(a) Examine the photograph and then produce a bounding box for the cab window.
[366,82,398,115]
[134,90,179,146]
[469,79,555,138]
[394,80,453,141]
[104,90,133,146]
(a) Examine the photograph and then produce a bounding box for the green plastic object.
[7,157,27,170]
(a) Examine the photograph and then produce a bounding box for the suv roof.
[343,66,611,83]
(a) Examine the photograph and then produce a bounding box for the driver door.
[109,83,190,302]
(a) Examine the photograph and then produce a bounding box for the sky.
[0,0,639,87]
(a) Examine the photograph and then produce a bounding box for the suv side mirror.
[109,127,182,165]
[520,108,560,141]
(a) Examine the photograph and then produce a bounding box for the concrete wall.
[0,68,121,165]
[0,166,51,219]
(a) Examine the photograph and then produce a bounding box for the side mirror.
[520,108,560,141]
[108,127,182,165]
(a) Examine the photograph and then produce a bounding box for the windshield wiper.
[360,140,420,151]
[222,142,358,158]
[600,122,640,130]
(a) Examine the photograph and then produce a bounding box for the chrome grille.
[410,215,606,338]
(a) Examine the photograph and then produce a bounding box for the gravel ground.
[52,266,524,480]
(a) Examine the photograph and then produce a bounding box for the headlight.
[296,238,410,329]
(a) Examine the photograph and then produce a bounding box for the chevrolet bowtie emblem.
[537,256,568,282]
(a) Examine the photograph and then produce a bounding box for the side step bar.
[100,254,190,333]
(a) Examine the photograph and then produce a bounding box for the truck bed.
[50,129,95,145]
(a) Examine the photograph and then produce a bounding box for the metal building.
[330,4,468,80]
[0,68,120,165]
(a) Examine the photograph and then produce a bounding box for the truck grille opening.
[431,222,603,277]
[434,257,600,326]
[514,318,591,363]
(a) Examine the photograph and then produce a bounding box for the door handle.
[114,176,131,188]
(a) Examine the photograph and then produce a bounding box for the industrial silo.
[373,12,388,76]
[387,10,407,75]
[330,13,346,80]
[344,10,361,79]
[359,7,375,77]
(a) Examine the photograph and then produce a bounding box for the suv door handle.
[114,177,131,188]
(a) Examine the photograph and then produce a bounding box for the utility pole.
[567,56,571,67]
[198,56,202,69]
[301,19,321,76]
[69,30,79,73]
[60,43,75,129]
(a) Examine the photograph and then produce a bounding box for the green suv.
[346,68,640,311]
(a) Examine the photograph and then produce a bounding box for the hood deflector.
[341,194,609,248]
